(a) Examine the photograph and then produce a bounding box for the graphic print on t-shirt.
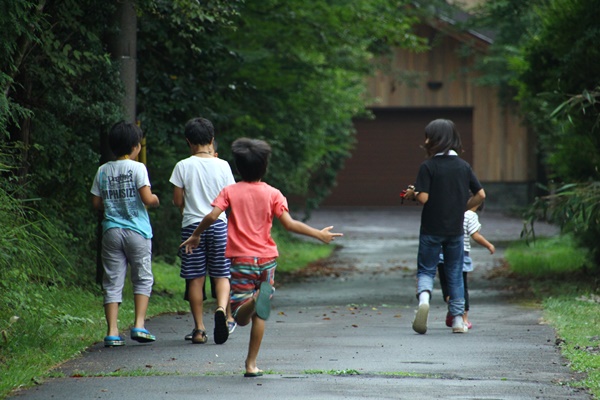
[102,169,140,220]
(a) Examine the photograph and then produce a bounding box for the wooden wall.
[365,25,535,183]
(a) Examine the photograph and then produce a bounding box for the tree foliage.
[469,0,600,266]
[1,1,427,268]
[136,0,426,258]
[1,0,124,278]
[516,0,600,182]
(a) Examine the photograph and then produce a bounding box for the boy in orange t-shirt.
[181,138,342,377]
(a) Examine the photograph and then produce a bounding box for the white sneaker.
[412,303,429,334]
[452,317,468,333]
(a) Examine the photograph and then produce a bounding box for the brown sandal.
[191,329,208,344]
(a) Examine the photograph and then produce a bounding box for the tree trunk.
[98,0,138,284]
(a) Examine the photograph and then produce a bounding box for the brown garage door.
[323,108,473,207]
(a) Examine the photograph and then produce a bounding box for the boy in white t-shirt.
[181,138,342,377]
[170,117,236,345]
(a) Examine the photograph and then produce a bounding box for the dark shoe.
[184,329,194,341]
[244,371,263,377]
[191,329,208,344]
[255,282,273,320]
[130,328,156,343]
[213,308,229,345]
[104,335,125,347]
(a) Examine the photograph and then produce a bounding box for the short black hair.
[423,119,462,158]
[108,121,143,158]
[185,117,214,146]
[231,138,271,182]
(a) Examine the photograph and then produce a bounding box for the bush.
[523,181,600,270]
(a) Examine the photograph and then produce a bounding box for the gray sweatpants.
[102,227,153,304]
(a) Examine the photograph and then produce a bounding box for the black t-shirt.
[414,156,483,236]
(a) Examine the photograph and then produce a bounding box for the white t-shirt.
[169,156,235,227]
[90,159,153,239]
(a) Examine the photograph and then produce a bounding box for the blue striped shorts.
[180,220,231,279]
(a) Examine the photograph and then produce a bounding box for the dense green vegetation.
[466,0,600,266]
[1,0,429,270]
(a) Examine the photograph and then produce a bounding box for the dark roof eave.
[437,14,494,45]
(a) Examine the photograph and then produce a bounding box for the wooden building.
[323,15,536,210]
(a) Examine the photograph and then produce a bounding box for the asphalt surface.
[9,207,592,399]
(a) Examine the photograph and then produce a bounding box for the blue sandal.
[104,335,125,347]
[130,328,156,343]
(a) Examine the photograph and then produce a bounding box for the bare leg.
[235,297,256,327]
[245,315,265,375]
[133,294,150,329]
[213,277,230,312]
[188,277,206,331]
[105,302,120,337]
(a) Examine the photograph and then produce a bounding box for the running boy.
[91,121,160,347]
[181,137,342,377]
[170,117,236,345]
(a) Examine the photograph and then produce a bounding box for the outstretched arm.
[180,206,223,253]
[471,231,495,254]
[278,211,343,244]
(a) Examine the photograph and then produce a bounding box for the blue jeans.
[417,234,465,316]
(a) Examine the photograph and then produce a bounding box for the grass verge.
[505,235,600,398]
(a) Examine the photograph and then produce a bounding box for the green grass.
[504,234,591,278]
[0,233,332,399]
[505,235,600,398]
[543,291,600,396]
[272,225,335,273]
[304,369,360,375]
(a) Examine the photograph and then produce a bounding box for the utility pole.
[97,0,138,284]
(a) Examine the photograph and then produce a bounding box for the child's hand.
[320,226,343,244]
[400,185,416,203]
[180,234,201,254]
[488,244,495,255]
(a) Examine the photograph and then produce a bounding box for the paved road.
[10,207,591,399]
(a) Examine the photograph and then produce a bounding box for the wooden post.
[97,0,138,284]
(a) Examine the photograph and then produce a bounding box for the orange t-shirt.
[212,181,288,258]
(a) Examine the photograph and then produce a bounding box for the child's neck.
[117,155,131,160]
[192,145,213,157]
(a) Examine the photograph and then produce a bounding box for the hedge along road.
[10,207,591,400]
